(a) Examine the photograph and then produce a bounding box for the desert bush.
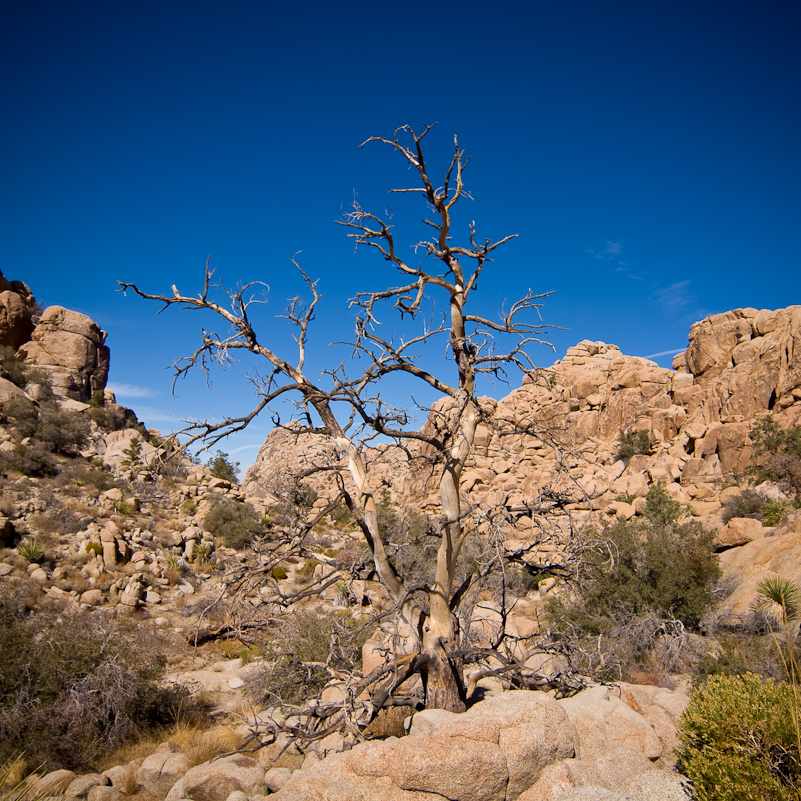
[721,487,767,523]
[749,417,801,499]
[88,404,138,433]
[246,608,371,706]
[0,606,192,772]
[547,482,719,680]
[0,347,27,389]
[549,520,720,634]
[203,498,265,549]
[679,672,801,800]
[697,630,796,682]
[615,429,651,463]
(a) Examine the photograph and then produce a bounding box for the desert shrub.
[678,672,801,800]
[61,462,118,491]
[269,565,287,580]
[549,519,719,633]
[0,347,28,388]
[246,609,371,706]
[643,479,684,526]
[697,630,796,682]
[0,608,191,771]
[749,417,801,499]
[721,487,767,523]
[206,450,239,483]
[547,482,720,680]
[34,406,90,455]
[203,498,265,549]
[615,429,651,463]
[88,404,135,432]
[329,502,355,527]
[0,442,57,477]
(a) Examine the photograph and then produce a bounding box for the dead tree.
[120,124,567,714]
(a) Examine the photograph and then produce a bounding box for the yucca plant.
[16,538,45,564]
[755,575,801,774]
[763,498,788,527]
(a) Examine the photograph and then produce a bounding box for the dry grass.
[173,723,243,768]
[102,722,243,774]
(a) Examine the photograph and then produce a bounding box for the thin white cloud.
[604,241,622,255]
[645,348,686,358]
[653,280,693,314]
[107,382,158,398]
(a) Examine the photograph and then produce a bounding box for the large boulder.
[0,269,36,349]
[19,305,109,401]
[179,755,265,801]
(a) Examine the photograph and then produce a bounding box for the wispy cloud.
[645,347,686,358]
[653,280,694,314]
[585,240,643,279]
[107,382,158,398]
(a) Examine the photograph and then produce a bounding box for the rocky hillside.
[246,305,801,610]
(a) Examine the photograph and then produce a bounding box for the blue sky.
[3,1,800,470]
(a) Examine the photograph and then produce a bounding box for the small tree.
[120,125,576,717]
[206,450,240,483]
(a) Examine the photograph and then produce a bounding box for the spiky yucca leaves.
[756,576,801,627]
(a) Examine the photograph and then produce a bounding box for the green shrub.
[0,347,27,389]
[548,482,720,641]
[679,673,801,800]
[721,488,766,524]
[269,565,287,580]
[206,451,240,483]
[643,479,683,526]
[749,417,801,499]
[89,389,105,408]
[113,499,134,517]
[203,498,265,549]
[615,429,651,463]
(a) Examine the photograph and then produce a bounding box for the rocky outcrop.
[244,306,801,534]
[268,685,689,801]
[19,305,109,401]
[0,269,37,350]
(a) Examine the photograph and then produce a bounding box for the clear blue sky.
[3,1,799,469]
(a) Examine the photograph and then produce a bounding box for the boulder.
[715,517,764,550]
[65,774,110,798]
[180,755,265,801]
[32,769,77,797]
[137,751,190,796]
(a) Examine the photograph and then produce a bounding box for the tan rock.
[181,756,265,801]
[715,517,764,549]
[32,769,77,797]
[66,774,110,798]
[138,751,190,796]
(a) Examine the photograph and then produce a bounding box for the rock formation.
[0,268,37,349]
[20,305,110,401]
